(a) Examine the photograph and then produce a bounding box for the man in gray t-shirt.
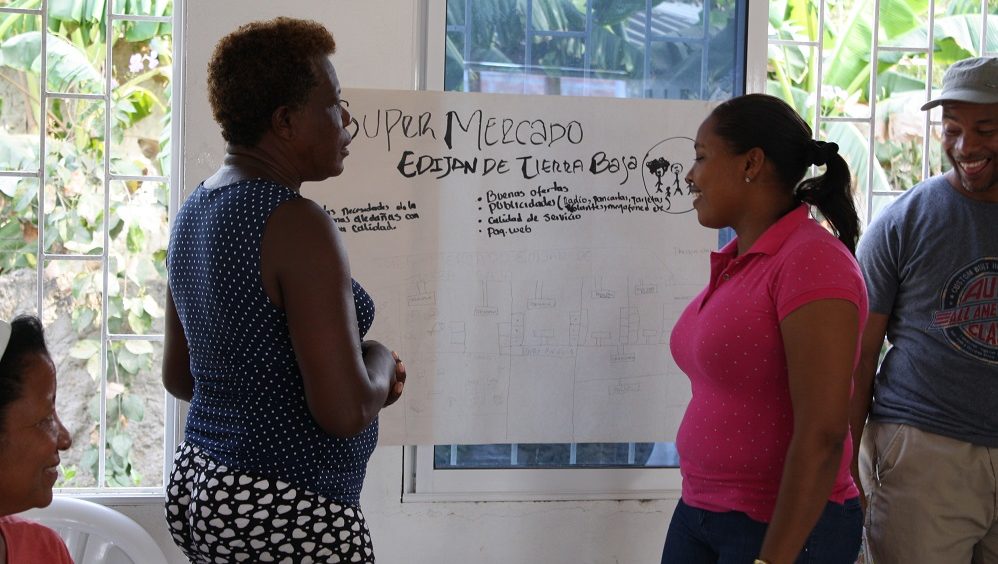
[851,56,998,564]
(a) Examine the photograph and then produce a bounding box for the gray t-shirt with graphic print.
[857,174,998,447]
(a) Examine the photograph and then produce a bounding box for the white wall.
[106,2,678,562]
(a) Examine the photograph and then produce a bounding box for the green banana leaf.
[0,31,103,93]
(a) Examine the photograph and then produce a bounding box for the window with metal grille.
[0,0,180,495]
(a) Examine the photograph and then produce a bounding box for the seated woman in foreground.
[0,315,74,564]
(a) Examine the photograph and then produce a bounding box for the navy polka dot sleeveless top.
[167,179,377,505]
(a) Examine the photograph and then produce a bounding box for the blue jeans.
[661,497,862,564]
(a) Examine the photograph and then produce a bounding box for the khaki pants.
[859,421,998,564]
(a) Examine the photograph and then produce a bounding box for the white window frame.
[163,0,186,499]
[404,0,769,503]
[0,0,184,500]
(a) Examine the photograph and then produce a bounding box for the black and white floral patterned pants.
[165,442,374,563]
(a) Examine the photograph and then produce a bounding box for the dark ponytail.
[710,94,861,254]
[795,143,859,254]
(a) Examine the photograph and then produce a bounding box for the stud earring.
[744,176,751,183]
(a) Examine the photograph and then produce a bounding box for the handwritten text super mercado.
[349,108,638,184]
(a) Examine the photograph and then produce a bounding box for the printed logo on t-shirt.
[931,257,998,364]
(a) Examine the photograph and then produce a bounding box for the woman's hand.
[384,350,406,407]
[162,287,194,402]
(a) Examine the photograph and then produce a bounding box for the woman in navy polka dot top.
[162,17,404,564]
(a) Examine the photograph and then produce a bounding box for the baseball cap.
[921,57,998,110]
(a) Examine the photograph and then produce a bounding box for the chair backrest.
[19,496,169,564]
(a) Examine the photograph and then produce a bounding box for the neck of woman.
[732,189,798,256]
[206,144,302,191]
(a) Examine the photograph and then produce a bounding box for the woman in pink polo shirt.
[661,94,866,564]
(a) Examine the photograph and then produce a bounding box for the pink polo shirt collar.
[704,204,812,309]
[715,203,812,259]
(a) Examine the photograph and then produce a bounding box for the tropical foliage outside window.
[0,0,174,490]
[445,0,744,99]
[768,0,996,221]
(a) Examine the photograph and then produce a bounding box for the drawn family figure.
[670,161,685,196]
[646,157,670,194]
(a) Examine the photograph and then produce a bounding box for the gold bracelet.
[753,560,771,564]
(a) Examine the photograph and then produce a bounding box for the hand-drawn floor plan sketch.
[360,243,709,445]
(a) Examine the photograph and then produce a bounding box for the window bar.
[108,333,166,341]
[767,39,820,48]
[820,115,869,123]
[110,174,170,184]
[165,0,187,488]
[109,13,167,23]
[813,0,827,135]
[532,29,586,37]
[510,443,519,466]
[867,0,884,221]
[733,0,748,95]
[414,0,429,90]
[49,92,103,101]
[462,0,472,92]
[42,254,103,262]
[449,444,457,467]
[980,0,990,56]
[627,442,636,465]
[922,0,938,182]
[878,45,929,53]
[525,0,534,94]
[569,442,577,465]
[97,0,115,490]
[700,0,712,100]
[36,0,48,326]
[583,0,593,94]
[0,6,39,15]
[642,0,652,97]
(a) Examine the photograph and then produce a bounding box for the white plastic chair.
[19,496,169,564]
